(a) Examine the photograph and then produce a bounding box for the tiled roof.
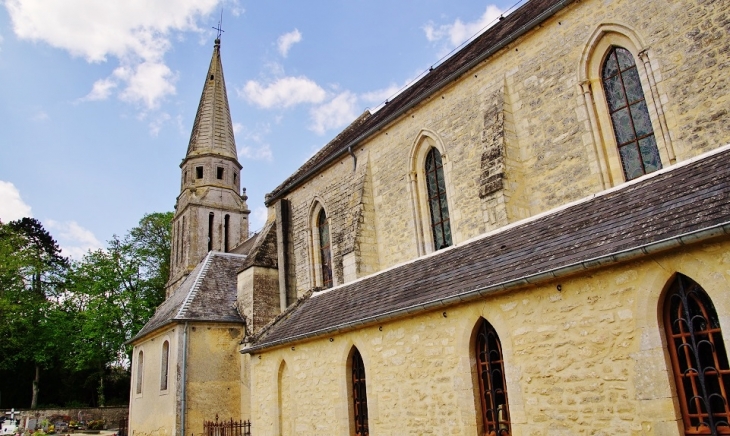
[266,0,572,204]
[247,147,730,353]
[130,252,247,343]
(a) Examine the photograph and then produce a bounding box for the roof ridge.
[176,252,214,319]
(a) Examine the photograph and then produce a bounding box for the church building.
[129,0,730,434]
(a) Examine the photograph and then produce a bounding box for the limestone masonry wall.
[278,0,730,297]
[251,239,730,435]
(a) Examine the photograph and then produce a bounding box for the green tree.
[65,212,172,405]
[0,218,69,409]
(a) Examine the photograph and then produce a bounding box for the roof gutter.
[242,220,730,354]
[266,0,574,206]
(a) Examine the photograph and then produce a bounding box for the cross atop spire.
[213,11,224,41]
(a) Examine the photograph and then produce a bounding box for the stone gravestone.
[26,418,37,431]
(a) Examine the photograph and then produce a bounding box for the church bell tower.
[167,37,250,294]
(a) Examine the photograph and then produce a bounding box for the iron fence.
[203,415,251,436]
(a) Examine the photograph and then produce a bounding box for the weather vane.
[213,11,224,40]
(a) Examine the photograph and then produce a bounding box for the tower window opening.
[210,74,214,80]
[224,214,230,253]
[233,172,237,183]
[217,167,224,180]
[196,166,204,179]
[208,212,214,252]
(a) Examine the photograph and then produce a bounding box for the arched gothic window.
[160,341,169,391]
[351,348,369,436]
[664,274,730,435]
[136,350,144,395]
[317,209,332,289]
[601,46,661,181]
[475,318,510,435]
[425,148,452,250]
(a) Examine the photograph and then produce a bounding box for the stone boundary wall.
[1,407,128,429]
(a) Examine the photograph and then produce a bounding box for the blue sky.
[0,0,515,258]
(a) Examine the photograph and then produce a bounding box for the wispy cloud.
[240,76,327,109]
[250,206,268,231]
[32,110,49,121]
[277,29,301,57]
[423,5,504,50]
[0,181,33,222]
[4,0,220,109]
[235,122,274,161]
[309,91,359,135]
[45,219,103,259]
[149,112,172,136]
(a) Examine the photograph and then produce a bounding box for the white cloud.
[0,181,33,222]
[238,144,273,162]
[240,76,327,109]
[423,5,504,48]
[80,77,118,102]
[309,91,359,135]
[45,220,103,259]
[250,206,268,231]
[235,123,273,161]
[4,0,219,109]
[277,29,301,57]
[149,112,172,136]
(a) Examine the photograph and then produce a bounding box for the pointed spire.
[185,38,238,162]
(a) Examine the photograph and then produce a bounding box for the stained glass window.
[665,274,730,435]
[351,348,369,436]
[476,318,510,435]
[425,148,452,250]
[318,209,332,289]
[602,46,661,181]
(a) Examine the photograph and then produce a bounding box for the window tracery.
[475,318,510,435]
[601,46,661,180]
[664,274,730,435]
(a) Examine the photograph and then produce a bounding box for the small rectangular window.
[233,172,237,183]
[217,167,224,180]
[196,166,203,179]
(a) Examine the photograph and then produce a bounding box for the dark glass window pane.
[318,209,332,288]
[424,148,452,250]
[351,349,369,436]
[611,108,635,144]
[639,136,662,173]
[601,46,661,180]
[615,47,635,69]
[630,100,653,137]
[604,75,626,112]
[619,143,644,181]
[602,52,619,78]
[622,67,644,104]
[664,274,730,435]
[476,319,511,435]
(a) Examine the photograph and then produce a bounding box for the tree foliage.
[0,212,172,408]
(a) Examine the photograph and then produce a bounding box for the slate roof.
[247,147,730,353]
[266,0,573,204]
[130,252,247,343]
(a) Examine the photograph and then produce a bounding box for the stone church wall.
[250,238,730,435]
[278,0,730,297]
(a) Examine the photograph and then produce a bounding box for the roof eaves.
[242,221,730,355]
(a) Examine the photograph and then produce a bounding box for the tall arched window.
[602,46,661,181]
[224,214,230,253]
[350,348,369,436]
[475,318,510,435]
[425,148,452,250]
[664,274,730,435]
[160,341,169,391]
[136,350,144,395]
[317,209,332,289]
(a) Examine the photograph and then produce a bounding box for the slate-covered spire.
[185,38,237,162]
